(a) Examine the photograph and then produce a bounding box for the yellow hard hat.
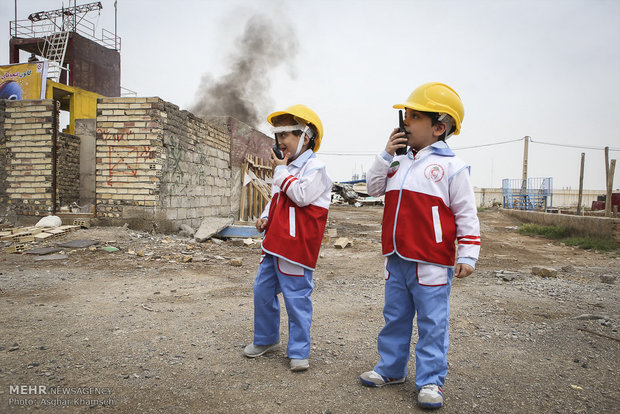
[394,82,464,136]
[267,104,324,152]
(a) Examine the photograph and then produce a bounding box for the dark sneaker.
[360,370,406,387]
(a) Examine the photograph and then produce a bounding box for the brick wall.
[95,97,164,220]
[0,100,7,208]
[56,132,81,206]
[0,100,56,216]
[95,97,233,230]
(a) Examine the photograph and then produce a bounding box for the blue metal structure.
[502,177,553,211]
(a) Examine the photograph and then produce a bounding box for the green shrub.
[562,237,617,252]
[517,223,569,239]
[517,223,619,252]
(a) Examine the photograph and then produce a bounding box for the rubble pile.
[331,182,383,206]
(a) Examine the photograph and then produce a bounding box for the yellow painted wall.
[45,80,102,134]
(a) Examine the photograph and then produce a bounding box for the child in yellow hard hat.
[243,105,332,372]
[360,83,481,409]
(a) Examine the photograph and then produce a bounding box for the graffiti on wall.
[166,136,211,195]
[98,128,156,187]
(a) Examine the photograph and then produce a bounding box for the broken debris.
[34,254,69,261]
[57,239,99,249]
[195,217,235,242]
[35,215,62,228]
[23,247,63,256]
[531,266,558,277]
[334,237,352,249]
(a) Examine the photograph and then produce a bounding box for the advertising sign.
[0,61,49,100]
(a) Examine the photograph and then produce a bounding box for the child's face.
[274,119,309,161]
[403,109,447,151]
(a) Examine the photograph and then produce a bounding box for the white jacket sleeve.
[366,152,392,197]
[273,164,332,207]
[448,166,481,266]
[259,181,279,219]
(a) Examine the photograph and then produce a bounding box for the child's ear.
[433,122,447,137]
[303,134,310,146]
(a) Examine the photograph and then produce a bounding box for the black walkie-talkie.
[396,110,407,155]
[272,143,284,160]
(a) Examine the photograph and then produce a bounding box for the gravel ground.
[0,205,619,413]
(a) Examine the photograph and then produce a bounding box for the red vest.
[382,190,456,266]
[262,192,328,270]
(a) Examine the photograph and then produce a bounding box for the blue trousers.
[252,254,314,359]
[374,254,453,390]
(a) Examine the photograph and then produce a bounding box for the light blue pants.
[252,254,314,359]
[374,254,453,390]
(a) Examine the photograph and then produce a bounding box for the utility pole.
[577,153,585,215]
[521,136,529,209]
[605,146,616,217]
[114,1,118,50]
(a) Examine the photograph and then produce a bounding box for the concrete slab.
[216,225,263,239]
[24,247,63,255]
[57,239,99,248]
[34,254,69,261]
[195,217,234,242]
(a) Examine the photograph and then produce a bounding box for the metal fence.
[10,18,120,51]
[502,177,553,211]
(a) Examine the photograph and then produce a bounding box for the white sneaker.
[243,342,279,358]
[290,358,309,371]
[360,370,406,387]
[417,384,443,409]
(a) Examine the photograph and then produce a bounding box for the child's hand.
[271,148,289,167]
[454,263,474,278]
[255,218,268,232]
[385,128,407,156]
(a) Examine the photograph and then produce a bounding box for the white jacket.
[261,150,332,270]
[366,141,480,268]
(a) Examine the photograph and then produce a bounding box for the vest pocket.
[289,206,296,238]
[431,205,443,243]
[277,257,305,276]
[384,257,390,280]
[417,263,448,286]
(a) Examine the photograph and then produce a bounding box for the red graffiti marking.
[97,128,135,142]
[106,145,156,186]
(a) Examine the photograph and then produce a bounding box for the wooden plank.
[239,158,248,221]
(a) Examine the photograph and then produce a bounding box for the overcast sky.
[2,0,619,190]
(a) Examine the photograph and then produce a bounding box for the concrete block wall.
[75,118,97,205]
[56,132,81,206]
[160,102,232,229]
[476,187,608,210]
[504,209,620,244]
[0,100,56,216]
[95,97,233,230]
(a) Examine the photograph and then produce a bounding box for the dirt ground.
[0,205,619,413]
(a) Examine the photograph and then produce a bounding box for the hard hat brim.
[267,110,290,126]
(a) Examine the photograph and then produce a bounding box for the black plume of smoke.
[191,14,298,128]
